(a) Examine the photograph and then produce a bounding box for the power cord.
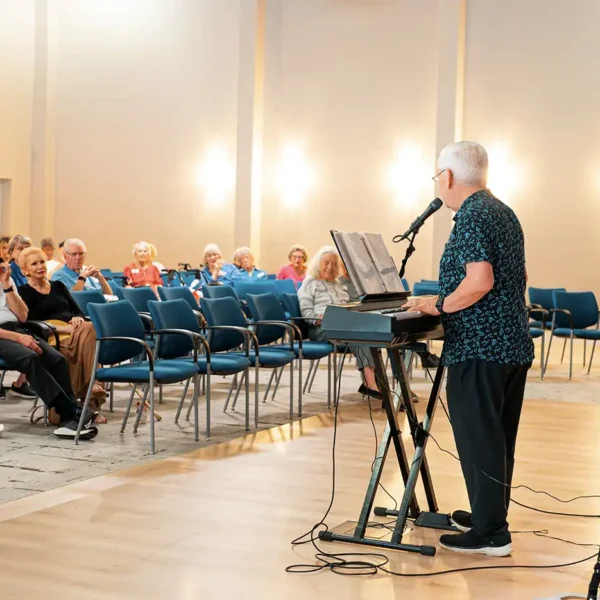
[287,351,599,578]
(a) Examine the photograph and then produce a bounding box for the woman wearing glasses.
[277,244,308,287]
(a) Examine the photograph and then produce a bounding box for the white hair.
[64,238,87,252]
[202,243,222,263]
[306,245,340,280]
[132,240,150,256]
[438,141,488,186]
[232,246,253,267]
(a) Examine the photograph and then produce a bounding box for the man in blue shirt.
[51,238,112,296]
[407,142,533,557]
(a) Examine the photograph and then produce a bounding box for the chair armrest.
[202,325,259,357]
[25,320,60,347]
[153,328,211,363]
[192,310,207,327]
[252,320,302,350]
[96,336,154,368]
[528,303,543,309]
[549,308,574,329]
[288,316,320,323]
[526,306,549,327]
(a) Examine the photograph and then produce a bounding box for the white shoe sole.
[439,541,513,557]
[53,426,98,440]
[450,518,471,533]
[8,389,37,399]
[0,424,4,437]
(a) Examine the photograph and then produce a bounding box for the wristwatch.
[3,286,14,294]
[435,297,446,315]
[77,276,87,282]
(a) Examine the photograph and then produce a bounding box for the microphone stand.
[588,548,600,600]
[398,230,418,280]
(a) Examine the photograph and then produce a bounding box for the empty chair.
[71,289,107,317]
[202,284,240,303]
[528,287,566,328]
[412,282,439,296]
[119,287,158,313]
[527,306,549,379]
[273,279,297,297]
[546,291,600,379]
[80,300,199,453]
[158,286,199,310]
[401,278,410,292]
[108,279,124,298]
[420,279,439,285]
[232,281,278,301]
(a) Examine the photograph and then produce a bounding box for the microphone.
[393,198,443,242]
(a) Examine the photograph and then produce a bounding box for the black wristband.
[435,296,446,315]
[77,276,86,282]
[3,286,14,294]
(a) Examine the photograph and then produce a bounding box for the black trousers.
[446,359,530,540]
[0,324,79,421]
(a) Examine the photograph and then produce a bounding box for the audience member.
[123,241,163,296]
[148,243,165,272]
[41,237,63,277]
[277,244,308,286]
[0,260,98,439]
[298,246,381,398]
[51,238,112,295]
[230,247,267,281]
[200,244,235,286]
[0,235,11,263]
[19,247,107,422]
[8,235,32,287]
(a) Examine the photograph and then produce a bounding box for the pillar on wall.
[233,0,266,261]
[30,0,57,244]
[431,0,466,275]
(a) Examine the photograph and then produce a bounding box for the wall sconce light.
[197,146,235,205]
[274,143,316,207]
[486,143,524,204]
[387,143,430,208]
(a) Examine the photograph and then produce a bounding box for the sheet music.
[332,231,404,297]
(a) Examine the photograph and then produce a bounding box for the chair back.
[200,296,248,352]
[233,281,278,301]
[88,300,147,365]
[119,287,158,312]
[552,291,599,330]
[246,293,288,345]
[401,278,410,292]
[281,292,309,339]
[202,284,240,303]
[529,287,566,311]
[100,269,113,279]
[108,279,124,298]
[71,290,107,317]
[412,282,439,296]
[421,279,439,285]
[273,279,296,296]
[148,299,200,359]
[158,286,199,310]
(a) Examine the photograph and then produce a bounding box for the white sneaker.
[0,423,4,437]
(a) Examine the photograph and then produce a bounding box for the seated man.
[0,262,97,439]
[51,238,112,296]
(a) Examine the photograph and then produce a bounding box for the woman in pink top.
[123,241,163,297]
[276,244,308,286]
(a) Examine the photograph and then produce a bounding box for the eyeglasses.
[65,251,86,258]
[432,169,446,182]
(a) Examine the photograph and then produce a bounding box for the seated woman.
[0,235,11,263]
[18,247,107,422]
[277,244,307,286]
[124,241,163,296]
[230,247,267,281]
[298,246,381,398]
[199,244,235,287]
[41,237,63,277]
[8,234,32,288]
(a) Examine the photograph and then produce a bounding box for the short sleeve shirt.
[439,189,534,366]
[51,265,101,290]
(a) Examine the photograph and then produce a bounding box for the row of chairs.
[528,287,600,379]
[71,288,337,454]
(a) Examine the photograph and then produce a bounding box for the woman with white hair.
[8,234,32,288]
[123,241,163,296]
[298,246,381,399]
[230,247,267,281]
[277,244,308,286]
[199,243,235,287]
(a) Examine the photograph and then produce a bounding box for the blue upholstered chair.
[232,281,278,301]
[527,306,549,379]
[546,291,600,379]
[200,297,296,423]
[400,278,410,292]
[202,284,240,303]
[528,287,566,329]
[158,286,199,310]
[108,279,124,297]
[80,301,199,453]
[247,293,333,415]
[148,299,251,438]
[412,282,439,296]
[273,279,297,297]
[71,290,106,317]
[118,287,157,312]
[420,279,439,285]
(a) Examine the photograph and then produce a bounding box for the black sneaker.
[9,382,37,399]
[420,352,440,369]
[451,509,472,532]
[54,420,98,441]
[439,529,513,557]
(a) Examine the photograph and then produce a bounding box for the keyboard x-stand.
[319,297,456,557]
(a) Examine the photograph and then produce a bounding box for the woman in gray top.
[298,246,381,398]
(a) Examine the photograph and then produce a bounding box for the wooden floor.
[0,392,599,599]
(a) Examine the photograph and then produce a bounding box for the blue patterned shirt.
[439,189,534,366]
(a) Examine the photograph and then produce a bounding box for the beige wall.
[0,0,35,235]
[462,0,600,294]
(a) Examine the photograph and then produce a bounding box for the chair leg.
[175,378,191,423]
[224,375,238,412]
[540,332,546,380]
[244,366,250,432]
[263,370,276,403]
[569,332,574,380]
[327,354,332,409]
[74,376,96,445]
[149,373,156,454]
[231,371,247,411]
[303,361,314,394]
[289,360,294,420]
[192,374,199,442]
[271,367,284,401]
[308,358,320,393]
[297,350,303,418]
[587,341,596,375]
[254,359,259,428]
[545,333,554,374]
[561,339,567,363]
[333,350,338,407]
[206,369,211,440]
[584,340,587,367]
[133,386,149,433]
[121,384,138,433]
[109,383,114,412]
[159,384,163,404]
